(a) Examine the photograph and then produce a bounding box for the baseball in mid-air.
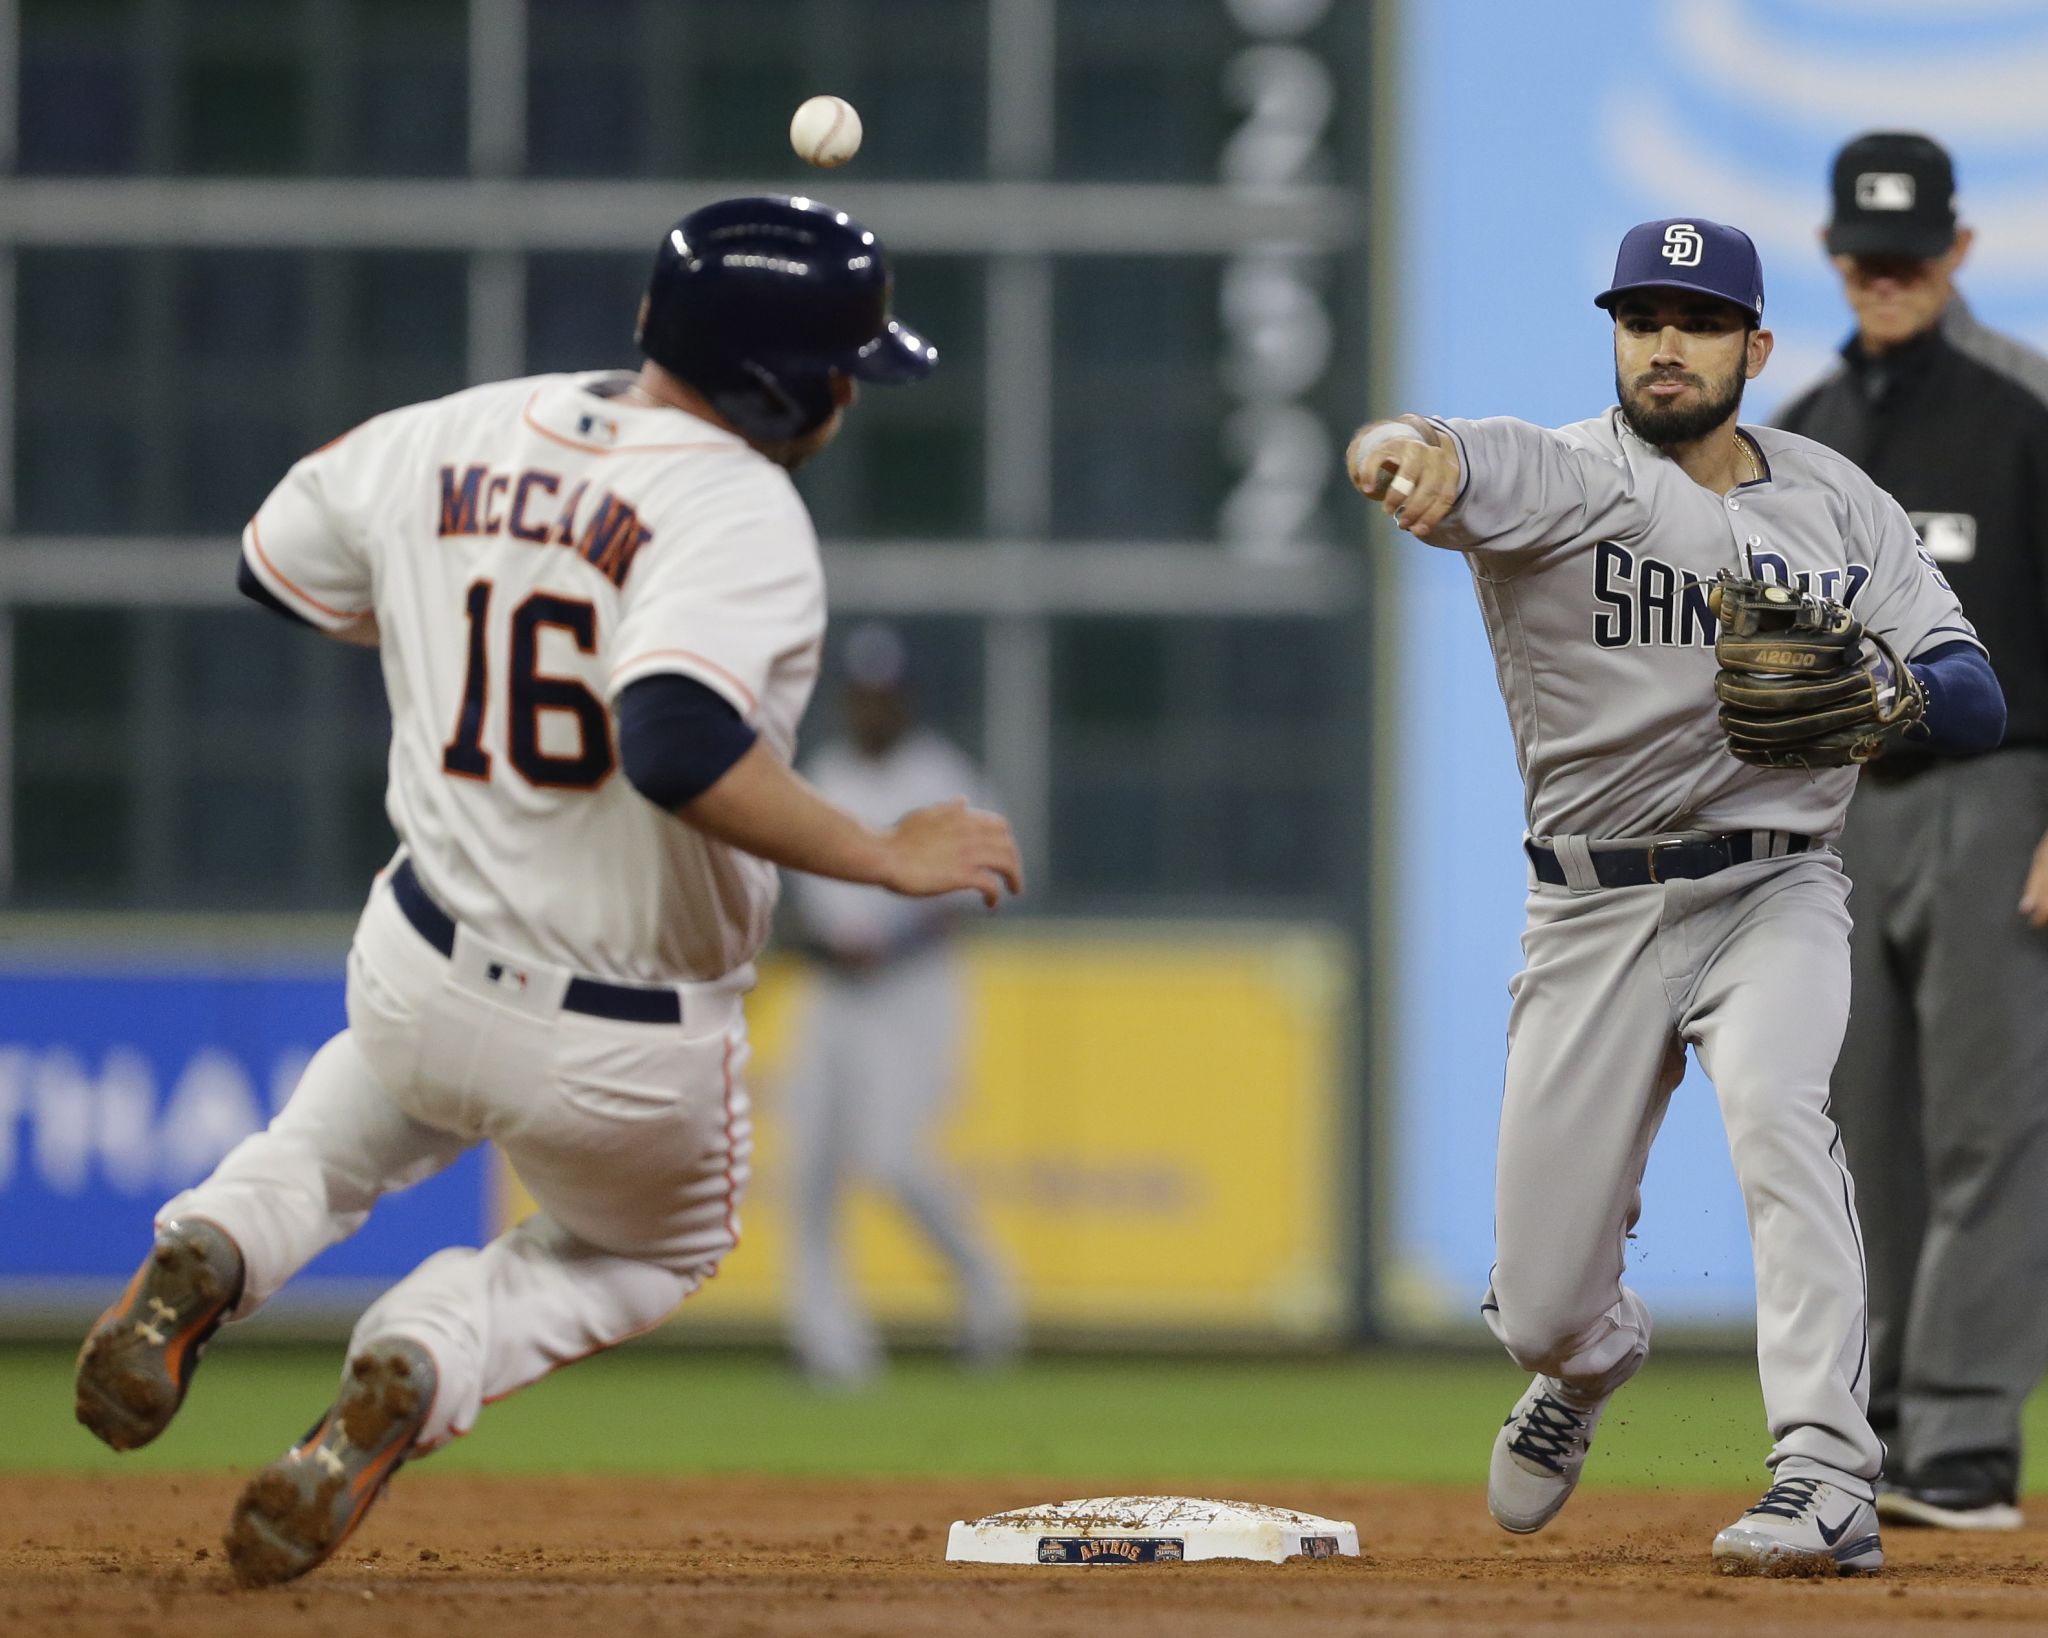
[790,95,862,168]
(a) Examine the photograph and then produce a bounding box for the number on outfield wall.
[441,580,616,790]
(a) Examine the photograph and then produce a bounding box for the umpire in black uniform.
[1777,130,2048,1531]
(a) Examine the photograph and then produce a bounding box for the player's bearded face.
[1614,351,1747,449]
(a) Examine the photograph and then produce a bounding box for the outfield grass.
[19,1341,2044,1493]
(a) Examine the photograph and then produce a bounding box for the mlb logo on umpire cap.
[1593,217,1765,318]
[1826,131,1956,258]
[1855,172,1915,211]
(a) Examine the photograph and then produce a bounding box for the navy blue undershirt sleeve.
[618,674,760,811]
[1908,638,2006,755]
[237,556,316,629]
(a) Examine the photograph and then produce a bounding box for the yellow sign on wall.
[499,925,1355,1340]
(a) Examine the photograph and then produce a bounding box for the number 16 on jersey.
[442,580,616,791]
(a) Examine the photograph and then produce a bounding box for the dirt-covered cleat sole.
[75,1219,244,1452]
[1712,1525,1885,1577]
[224,1339,436,1588]
[1712,1478,1884,1576]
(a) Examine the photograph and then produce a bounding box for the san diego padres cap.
[1593,218,1765,318]
[1825,131,1957,259]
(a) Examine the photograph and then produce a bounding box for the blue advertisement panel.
[1390,0,2048,1327]
[0,964,490,1299]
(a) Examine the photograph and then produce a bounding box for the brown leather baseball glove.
[1707,573,1926,769]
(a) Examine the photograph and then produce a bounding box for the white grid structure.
[0,0,1373,903]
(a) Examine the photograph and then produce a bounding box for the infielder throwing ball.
[1348,218,2004,1574]
[72,195,1022,1585]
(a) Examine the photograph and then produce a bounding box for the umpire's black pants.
[1831,747,2048,1492]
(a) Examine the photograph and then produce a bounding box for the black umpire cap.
[1825,132,1959,260]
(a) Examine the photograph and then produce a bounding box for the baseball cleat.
[1487,1375,1614,1533]
[1712,1476,1883,1575]
[76,1218,245,1452]
[1876,1484,2023,1532]
[224,1338,436,1587]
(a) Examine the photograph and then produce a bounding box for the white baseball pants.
[158,876,752,1450]
[1483,850,1882,1496]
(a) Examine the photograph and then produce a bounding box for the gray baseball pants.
[782,948,1018,1383]
[1484,849,1882,1496]
[1830,748,2048,1484]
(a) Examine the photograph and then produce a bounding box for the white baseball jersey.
[1426,410,1981,841]
[789,729,987,955]
[242,371,826,984]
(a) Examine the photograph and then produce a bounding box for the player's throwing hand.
[881,799,1023,907]
[1345,415,1463,539]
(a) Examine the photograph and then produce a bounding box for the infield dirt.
[3,1472,2043,1636]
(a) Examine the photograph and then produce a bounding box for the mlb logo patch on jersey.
[574,412,620,443]
[1911,512,1977,562]
[484,961,531,992]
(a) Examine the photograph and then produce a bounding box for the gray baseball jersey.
[781,728,1018,1386]
[1426,409,1981,840]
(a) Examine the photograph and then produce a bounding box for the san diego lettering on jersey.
[1591,541,1873,649]
[437,463,654,589]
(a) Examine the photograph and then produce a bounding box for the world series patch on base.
[944,1496,1360,1565]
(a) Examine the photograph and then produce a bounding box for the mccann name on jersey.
[437,463,655,590]
[242,371,826,984]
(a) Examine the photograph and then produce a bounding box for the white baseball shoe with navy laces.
[1713,1476,1883,1575]
[1487,1375,1615,1533]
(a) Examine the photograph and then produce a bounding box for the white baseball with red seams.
[790,95,862,167]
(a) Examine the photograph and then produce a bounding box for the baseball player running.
[71,195,1022,1586]
[1347,218,2004,1574]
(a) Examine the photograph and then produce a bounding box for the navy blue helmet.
[636,195,937,443]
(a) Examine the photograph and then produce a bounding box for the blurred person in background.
[781,623,1021,1389]
[1776,131,2048,1531]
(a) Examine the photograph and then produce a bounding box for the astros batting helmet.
[636,195,937,443]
